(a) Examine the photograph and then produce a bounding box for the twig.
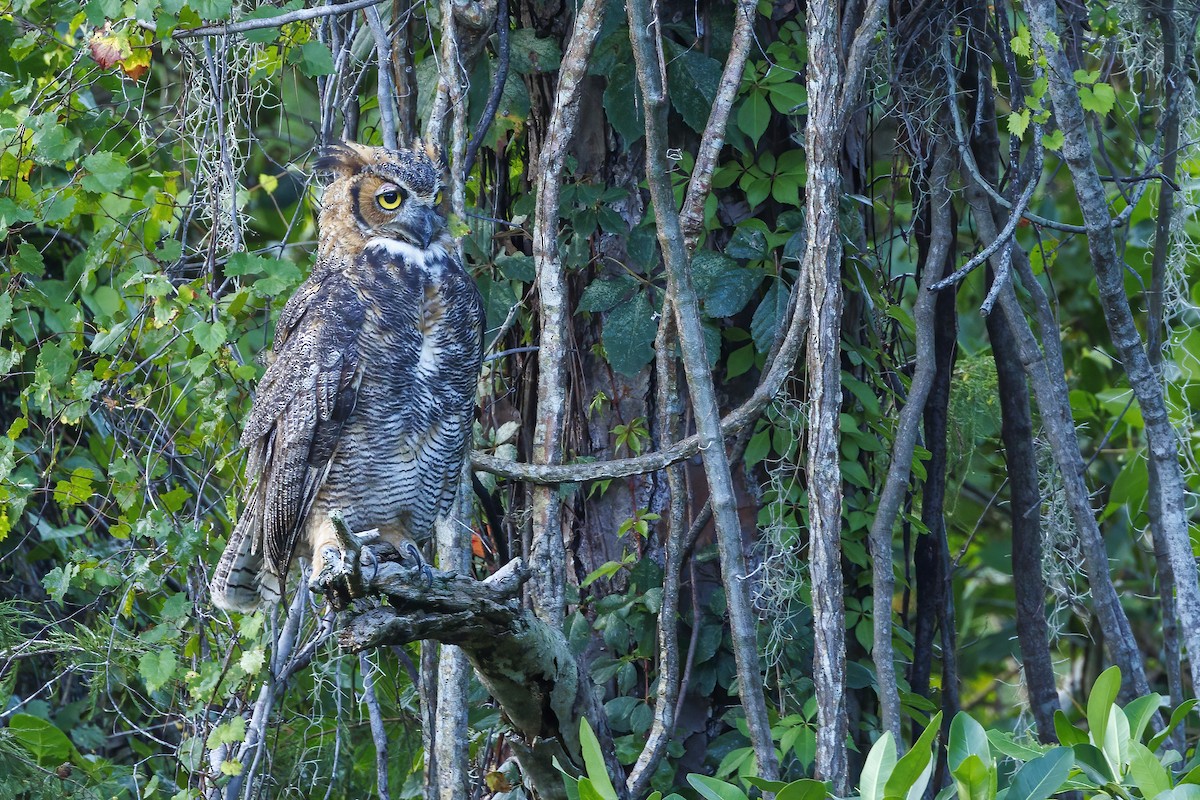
[163,0,393,39]
[365,3,398,150]
[678,0,757,253]
[931,122,1041,294]
[360,651,393,800]
[462,0,509,178]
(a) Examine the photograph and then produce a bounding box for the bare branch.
[165,0,392,39]
[626,0,778,780]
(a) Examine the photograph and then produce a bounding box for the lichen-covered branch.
[528,0,608,625]
[337,552,620,800]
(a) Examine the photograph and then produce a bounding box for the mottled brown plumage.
[210,141,484,612]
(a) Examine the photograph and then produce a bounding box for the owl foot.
[401,542,435,590]
[310,512,380,610]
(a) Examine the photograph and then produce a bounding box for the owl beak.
[412,205,442,249]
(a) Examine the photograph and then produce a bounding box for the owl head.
[316,140,447,249]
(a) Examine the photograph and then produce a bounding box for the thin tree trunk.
[528,0,608,625]
[959,178,1152,698]
[805,0,886,787]
[868,145,953,745]
[625,0,778,779]
[961,22,1061,738]
[987,292,1060,741]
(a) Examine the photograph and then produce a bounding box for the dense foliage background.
[2,0,1200,797]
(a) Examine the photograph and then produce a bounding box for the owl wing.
[240,269,365,578]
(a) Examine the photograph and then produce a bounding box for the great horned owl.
[210,141,484,612]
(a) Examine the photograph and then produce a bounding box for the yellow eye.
[376,188,404,210]
[433,189,444,206]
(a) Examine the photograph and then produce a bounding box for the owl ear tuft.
[413,137,444,168]
[315,141,372,177]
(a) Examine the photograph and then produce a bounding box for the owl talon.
[311,515,377,610]
[402,542,434,590]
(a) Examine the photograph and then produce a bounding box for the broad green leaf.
[775,779,828,800]
[1150,699,1196,752]
[602,291,656,376]
[859,731,896,800]
[578,778,605,800]
[8,714,78,766]
[603,62,643,146]
[951,754,996,800]
[1101,704,1130,780]
[238,0,303,43]
[508,28,562,74]
[1008,747,1073,800]
[737,91,770,147]
[1087,666,1120,751]
[1124,693,1164,744]
[578,276,635,314]
[1128,741,1171,799]
[884,711,942,800]
[750,280,787,354]
[985,729,1048,762]
[139,648,177,693]
[1079,82,1116,115]
[207,716,246,748]
[1072,743,1115,784]
[189,0,232,19]
[1041,129,1064,150]
[295,41,335,77]
[192,320,228,354]
[667,49,722,133]
[578,718,618,800]
[1007,109,1031,139]
[1161,788,1200,800]
[688,774,750,800]
[81,151,131,193]
[949,712,990,771]
[1053,710,1087,747]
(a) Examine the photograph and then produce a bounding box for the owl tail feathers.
[210,502,282,613]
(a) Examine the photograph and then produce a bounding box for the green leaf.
[602,291,656,376]
[295,41,335,77]
[948,712,990,772]
[0,198,35,240]
[688,774,750,800]
[859,732,897,800]
[737,91,771,147]
[8,714,78,767]
[884,711,942,800]
[1087,666,1121,752]
[207,716,246,748]
[1160,788,1200,799]
[1071,743,1114,784]
[578,276,636,314]
[951,755,996,800]
[1052,710,1087,747]
[603,62,643,146]
[1150,699,1195,751]
[578,718,618,800]
[509,28,562,74]
[139,648,177,692]
[1128,741,1171,799]
[1124,693,1164,746]
[1007,109,1031,139]
[1080,82,1116,115]
[81,151,131,193]
[691,251,761,318]
[189,0,232,19]
[775,779,827,800]
[1041,129,1064,151]
[192,320,228,354]
[1007,747,1073,800]
[42,564,78,603]
[238,0,303,43]
[667,49,722,133]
